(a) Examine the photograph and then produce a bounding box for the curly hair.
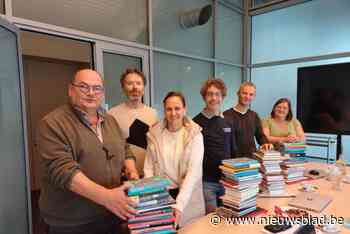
[200,78,227,99]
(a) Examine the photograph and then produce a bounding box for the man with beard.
[108,68,158,178]
[224,81,273,157]
[193,79,235,213]
[37,69,136,234]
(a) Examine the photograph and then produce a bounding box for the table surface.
[179,163,350,234]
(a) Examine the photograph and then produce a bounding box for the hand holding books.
[103,183,136,220]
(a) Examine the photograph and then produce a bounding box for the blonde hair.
[237,81,256,95]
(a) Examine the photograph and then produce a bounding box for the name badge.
[223,127,231,133]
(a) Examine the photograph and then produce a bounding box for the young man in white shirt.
[108,69,158,178]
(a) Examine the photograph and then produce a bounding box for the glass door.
[0,18,32,234]
[95,42,150,109]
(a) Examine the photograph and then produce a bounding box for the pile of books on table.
[278,142,307,157]
[127,176,177,234]
[219,157,262,216]
[254,150,287,196]
[281,156,308,184]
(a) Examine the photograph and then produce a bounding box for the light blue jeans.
[203,181,225,214]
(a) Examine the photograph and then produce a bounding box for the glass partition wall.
[0,18,31,234]
[0,1,246,233]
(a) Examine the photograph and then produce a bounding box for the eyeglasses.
[71,82,104,94]
[206,92,222,98]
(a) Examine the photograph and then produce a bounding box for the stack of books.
[127,176,177,234]
[278,142,307,157]
[254,150,287,196]
[281,157,308,184]
[219,157,262,217]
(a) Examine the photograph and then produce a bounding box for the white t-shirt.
[108,102,158,139]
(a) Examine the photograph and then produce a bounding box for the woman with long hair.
[262,98,305,144]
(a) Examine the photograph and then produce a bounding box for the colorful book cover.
[134,207,173,217]
[127,176,171,196]
[130,225,175,234]
[222,157,259,169]
[135,196,173,208]
[233,169,259,177]
[128,212,173,223]
[128,217,176,230]
[136,203,175,214]
[221,162,260,171]
[130,192,170,204]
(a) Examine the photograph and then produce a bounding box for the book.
[130,225,175,234]
[222,205,257,217]
[221,162,260,171]
[128,212,173,223]
[127,176,171,196]
[136,203,175,214]
[130,192,170,205]
[128,217,176,230]
[133,208,173,218]
[222,157,260,169]
[233,169,260,177]
[223,172,262,182]
[135,196,175,208]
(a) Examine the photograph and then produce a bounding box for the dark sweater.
[193,113,235,182]
[223,108,268,157]
[37,104,131,226]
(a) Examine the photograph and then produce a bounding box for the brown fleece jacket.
[37,104,131,226]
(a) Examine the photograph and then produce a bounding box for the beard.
[128,94,142,101]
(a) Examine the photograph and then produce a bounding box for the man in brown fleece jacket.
[37,69,138,234]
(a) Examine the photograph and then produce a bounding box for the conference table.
[179,163,350,234]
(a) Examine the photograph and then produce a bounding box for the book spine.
[134,207,173,217]
[128,180,170,194]
[233,169,259,177]
[137,192,169,203]
[130,225,175,234]
[128,187,166,196]
[128,212,173,223]
[136,199,176,213]
[136,204,175,214]
[132,229,176,234]
[128,217,175,230]
[136,197,171,208]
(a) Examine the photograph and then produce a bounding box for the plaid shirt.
[73,106,105,143]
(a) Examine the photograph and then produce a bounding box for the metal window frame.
[0,16,33,234]
[4,0,11,16]
[218,0,244,14]
[249,0,311,15]
[94,41,150,105]
[0,2,248,232]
